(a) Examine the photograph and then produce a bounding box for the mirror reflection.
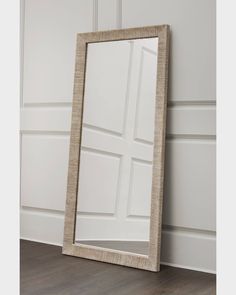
[75,37,158,255]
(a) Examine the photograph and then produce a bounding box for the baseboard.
[160,226,216,273]
[20,208,216,273]
[160,261,216,274]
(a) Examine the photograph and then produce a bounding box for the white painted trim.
[160,262,216,275]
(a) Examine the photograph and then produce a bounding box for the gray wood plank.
[21,240,216,295]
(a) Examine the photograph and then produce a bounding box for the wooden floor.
[21,240,216,295]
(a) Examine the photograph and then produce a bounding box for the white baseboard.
[160,226,216,274]
[20,207,64,246]
[20,208,216,273]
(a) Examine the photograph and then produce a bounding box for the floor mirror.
[63,25,170,272]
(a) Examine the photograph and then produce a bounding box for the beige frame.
[62,25,170,272]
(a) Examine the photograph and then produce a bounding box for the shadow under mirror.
[75,37,158,256]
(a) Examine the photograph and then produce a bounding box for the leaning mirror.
[63,25,170,272]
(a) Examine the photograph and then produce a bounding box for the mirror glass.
[75,37,158,255]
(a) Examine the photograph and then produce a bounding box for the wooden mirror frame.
[62,25,170,272]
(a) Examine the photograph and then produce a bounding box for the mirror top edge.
[77,25,170,43]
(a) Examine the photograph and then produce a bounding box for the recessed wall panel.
[128,160,152,217]
[134,47,157,143]
[23,0,94,103]
[21,134,69,211]
[77,149,120,214]
[163,140,216,231]
[83,41,131,134]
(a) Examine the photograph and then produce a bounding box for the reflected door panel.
[75,37,158,255]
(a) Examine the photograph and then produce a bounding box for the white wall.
[20,0,216,273]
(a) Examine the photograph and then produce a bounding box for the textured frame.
[63,25,170,272]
